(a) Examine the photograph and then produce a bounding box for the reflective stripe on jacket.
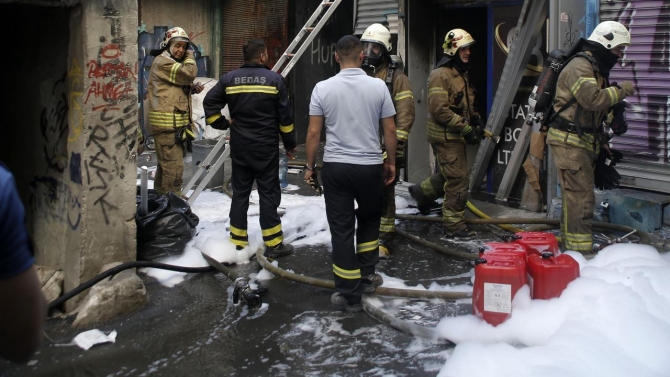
[426,65,479,143]
[373,63,415,147]
[203,64,296,152]
[147,50,198,130]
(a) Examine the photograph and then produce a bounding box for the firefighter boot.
[362,272,384,293]
[444,226,476,241]
[409,185,439,215]
[264,243,294,260]
[331,292,363,313]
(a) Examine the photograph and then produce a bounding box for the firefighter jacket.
[373,62,415,149]
[547,51,628,153]
[147,50,198,132]
[203,64,296,153]
[426,64,479,144]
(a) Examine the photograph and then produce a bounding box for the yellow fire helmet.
[443,28,475,57]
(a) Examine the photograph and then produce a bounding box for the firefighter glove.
[176,126,195,154]
[396,148,406,169]
[618,81,635,96]
[461,126,480,145]
[610,102,628,136]
[594,148,623,190]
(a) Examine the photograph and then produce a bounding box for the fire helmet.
[161,27,190,49]
[443,28,475,57]
[588,21,631,50]
[361,23,392,69]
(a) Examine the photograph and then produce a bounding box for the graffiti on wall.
[40,72,70,175]
[604,1,670,165]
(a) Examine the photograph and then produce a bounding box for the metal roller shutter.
[355,0,399,35]
[601,0,670,192]
[221,0,288,74]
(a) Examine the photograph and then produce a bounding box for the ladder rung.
[286,53,295,58]
[322,2,334,6]
[304,27,314,32]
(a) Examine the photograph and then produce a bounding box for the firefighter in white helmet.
[360,23,415,258]
[409,28,482,239]
[145,27,203,195]
[547,20,634,252]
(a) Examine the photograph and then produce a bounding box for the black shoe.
[263,243,294,259]
[331,292,363,313]
[235,245,244,251]
[409,185,438,215]
[445,228,476,240]
[362,272,383,293]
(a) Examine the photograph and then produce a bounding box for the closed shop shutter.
[221,0,288,74]
[601,0,670,192]
[355,0,399,34]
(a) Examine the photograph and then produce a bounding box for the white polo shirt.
[309,68,396,165]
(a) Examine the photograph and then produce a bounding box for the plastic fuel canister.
[512,232,559,257]
[472,255,527,326]
[527,252,580,300]
[479,242,528,261]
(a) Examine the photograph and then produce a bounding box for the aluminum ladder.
[183,0,342,204]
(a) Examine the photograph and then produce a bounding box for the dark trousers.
[322,162,384,304]
[229,148,283,248]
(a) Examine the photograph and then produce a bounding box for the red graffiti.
[84,80,134,105]
[188,31,205,41]
[87,60,137,80]
[101,44,121,59]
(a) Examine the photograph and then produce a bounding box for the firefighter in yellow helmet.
[360,23,415,258]
[146,27,204,195]
[547,21,634,252]
[409,28,483,239]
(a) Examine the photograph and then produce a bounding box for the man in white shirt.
[304,35,397,313]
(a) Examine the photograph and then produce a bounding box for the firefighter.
[409,28,483,239]
[147,27,203,195]
[360,23,415,258]
[203,39,296,259]
[547,21,635,252]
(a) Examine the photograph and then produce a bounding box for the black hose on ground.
[48,262,214,311]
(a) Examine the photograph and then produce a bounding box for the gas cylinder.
[527,252,580,300]
[472,255,527,326]
[511,232,559,257]
[479,242,527,261]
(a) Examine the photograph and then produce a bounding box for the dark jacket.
[203,64,296,152]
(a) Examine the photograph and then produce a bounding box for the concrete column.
[63,0,138,309]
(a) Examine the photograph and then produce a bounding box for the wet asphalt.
[1,144,660,376]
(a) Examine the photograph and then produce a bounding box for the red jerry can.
[511,232,559,257]
[527,252,580,300]
[472,255,527,326]
[479,242,528,261]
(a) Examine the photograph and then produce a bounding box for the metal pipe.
[140,166,149,216]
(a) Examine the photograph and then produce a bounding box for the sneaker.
[330,292,363,313]
[409,185,439,215]
[445,227,476,240]
[362,272,383,293]
[263,243,294,259]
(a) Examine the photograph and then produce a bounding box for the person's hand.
[303,168,314,182]
[619,81,635,96]
[383,163,396,186]
[462,127,480,145]
[191,82,205,94]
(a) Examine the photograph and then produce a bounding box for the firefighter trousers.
[322,162,384,305]
[550,144,595,252]
[417,142,469,234]
[153,129,184,196]
[379,173,398,243]
[228,148,284,249]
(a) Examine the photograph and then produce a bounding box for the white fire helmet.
[361,23,392,52]
[588,21,631,50]
[443,28,475,57]
[161,27,190,49]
